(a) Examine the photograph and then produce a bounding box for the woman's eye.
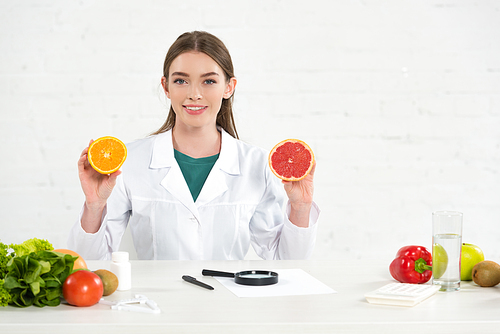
[173,78,186,84]
[204,79,216,85]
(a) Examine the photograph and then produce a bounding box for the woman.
[68,31,320,260]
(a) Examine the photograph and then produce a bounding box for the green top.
[174,149,220,202]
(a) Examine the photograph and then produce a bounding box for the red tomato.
[63,270,103,307]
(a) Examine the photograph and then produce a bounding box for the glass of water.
[432,211,463,291]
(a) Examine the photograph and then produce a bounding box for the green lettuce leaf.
[4,250,76,307]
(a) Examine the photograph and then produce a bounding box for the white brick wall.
[1,1,499,264]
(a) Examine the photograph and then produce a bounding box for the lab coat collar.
[149,128,241,216]
[195,129,241,207]
[149,131,175,169]
[216,129,240,176]
[149,128,241,176]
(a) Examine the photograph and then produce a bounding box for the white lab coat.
[67,129,319,260]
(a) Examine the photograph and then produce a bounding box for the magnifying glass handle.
[202,269,235,278]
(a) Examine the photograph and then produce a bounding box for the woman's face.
[162,51,236,132]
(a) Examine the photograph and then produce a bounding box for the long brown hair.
[152,31,238,139]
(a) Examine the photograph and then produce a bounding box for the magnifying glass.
[202,269,279,286]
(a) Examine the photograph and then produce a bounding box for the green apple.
[461,243,484,281]
[433,243,448,279]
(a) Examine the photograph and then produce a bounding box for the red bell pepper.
[389,245,433,284]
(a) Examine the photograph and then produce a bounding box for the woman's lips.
[183,105,207,115]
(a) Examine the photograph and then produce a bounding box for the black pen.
[182,275,214,290]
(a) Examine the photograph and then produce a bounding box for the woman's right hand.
[78,140,121,233]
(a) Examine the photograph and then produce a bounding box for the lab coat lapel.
[194,166,227,207]
[150,131,199,219]
[195,130,240,207]
[150,129,240,214]
[162,163,199,218]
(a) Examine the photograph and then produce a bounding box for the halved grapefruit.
[52,248,88,270]
[88,136,127,174]
[268,139,314,181]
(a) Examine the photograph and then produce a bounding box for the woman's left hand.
[283,162,316,228]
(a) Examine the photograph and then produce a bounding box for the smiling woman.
[68,31,320,262]
[159,51,237,146]
[154,31,239,140]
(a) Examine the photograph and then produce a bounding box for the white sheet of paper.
[214,269,337,298]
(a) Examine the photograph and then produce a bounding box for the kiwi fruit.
[471,261,500,287]
[94,269,119,296]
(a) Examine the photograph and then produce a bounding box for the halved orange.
[88,136,127,174]
[269,139,314,181]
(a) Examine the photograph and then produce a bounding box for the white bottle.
[110,251,132,291]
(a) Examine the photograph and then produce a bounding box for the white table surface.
[1,259,500,334]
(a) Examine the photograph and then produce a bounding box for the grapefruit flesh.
[269,139,314,181]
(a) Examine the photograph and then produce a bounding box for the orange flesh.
[88,137,127,174]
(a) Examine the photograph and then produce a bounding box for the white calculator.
[365,282,441,307]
